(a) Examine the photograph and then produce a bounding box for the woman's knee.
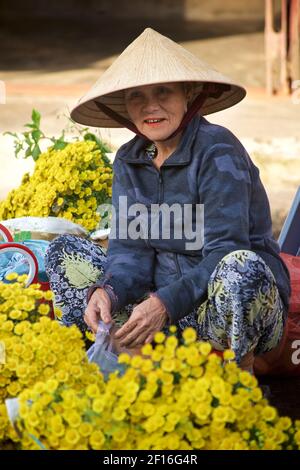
[46,234,79,256]
[211,249,276,289]
[45,234,81,268]
[221,249,259,267]
[206,249,281,328]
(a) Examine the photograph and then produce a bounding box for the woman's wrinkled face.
[124,82,189,141]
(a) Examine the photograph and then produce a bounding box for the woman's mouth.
[144,118,166,127]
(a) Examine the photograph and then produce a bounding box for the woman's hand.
[84,288,112,333]
[114,295,168,348]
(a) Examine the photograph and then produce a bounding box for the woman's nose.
[142,95,160,113]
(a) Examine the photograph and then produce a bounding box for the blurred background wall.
[0,0,281,20]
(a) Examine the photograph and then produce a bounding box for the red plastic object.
[280,253,300,314]
[253,252,300,376]
[0,233,54,319]
[0,223,14,242]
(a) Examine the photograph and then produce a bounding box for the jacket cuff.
[86,281,119,314]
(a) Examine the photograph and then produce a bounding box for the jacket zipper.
[158,171,163,204]
[151,166,182,280]
[157,169,181,278]
[146,167,164,246]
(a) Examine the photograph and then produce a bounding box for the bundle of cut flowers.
[12,327,300,450]
[0,275,103,448]
[0,140,113,231]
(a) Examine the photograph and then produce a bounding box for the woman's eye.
[158,87,168,94]
[128,91,142,100]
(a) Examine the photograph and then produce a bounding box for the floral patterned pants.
[45,235,286,364]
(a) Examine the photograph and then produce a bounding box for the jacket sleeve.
[154,141,253,323]
[88,160,155,311]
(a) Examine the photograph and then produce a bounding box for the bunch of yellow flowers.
[0,141,113,231]
[0,276,103,447]
[15,327,300,450]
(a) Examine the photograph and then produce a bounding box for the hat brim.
[71,80,246,128]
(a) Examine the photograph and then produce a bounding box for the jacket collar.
[118,115,203,167]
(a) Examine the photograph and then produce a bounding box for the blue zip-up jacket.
[94,115,291,323]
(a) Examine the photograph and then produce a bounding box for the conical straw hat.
[71,28,246,128]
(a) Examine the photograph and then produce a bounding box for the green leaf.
[3,131,18,138]
[24,133,33,147]
[25,147,33,158]
[32,130,42,143]
[25,123,37,129]
[31,109,41,127]
[52,140,68,150]
[32,144,41,161]
[14,144,24,159]
[15,143,24,155]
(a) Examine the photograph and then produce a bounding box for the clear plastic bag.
[86,321,125,379]
[0,239,50,283]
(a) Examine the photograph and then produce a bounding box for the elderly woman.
[45,28,290,372]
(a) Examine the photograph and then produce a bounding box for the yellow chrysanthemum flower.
[199,342,212,356]
[154,332,165,344]
[182,327,197,344]
[5,272,19,281]
[261,406,277,422]
[89,430,105,450]
[223,349,235,361]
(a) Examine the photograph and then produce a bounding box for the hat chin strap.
[95,83,225,141]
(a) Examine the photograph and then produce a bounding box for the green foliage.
[4,109,111,162]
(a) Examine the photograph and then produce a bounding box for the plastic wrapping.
[0,239,49,283]
[0,216,88,241]
[86,321,125,379]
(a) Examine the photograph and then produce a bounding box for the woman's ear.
[183,82,195,106]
